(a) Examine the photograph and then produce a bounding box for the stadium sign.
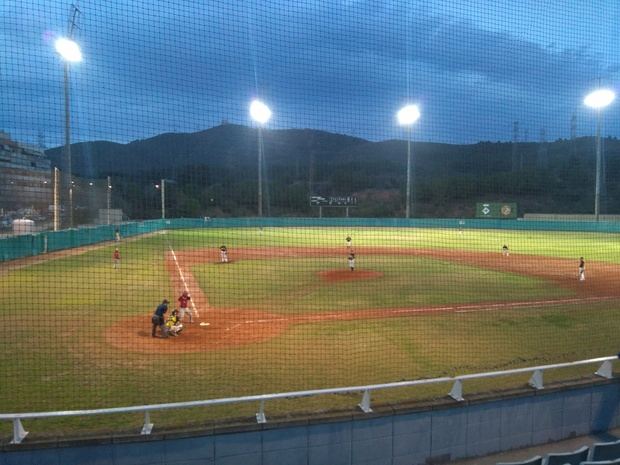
[310,196,357,207]
[475,202,517,219]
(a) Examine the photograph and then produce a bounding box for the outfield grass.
[163,226,620,262]
[1,226,620,438]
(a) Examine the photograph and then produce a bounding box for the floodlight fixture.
[397,104,421,126]
[584,89,615,109]
[55,37,82,62]
[249,99,272,125]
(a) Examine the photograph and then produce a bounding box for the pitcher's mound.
[318,270,383,283]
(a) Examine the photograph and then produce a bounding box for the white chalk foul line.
[245,318,289,324]
[168,246,200,319]
[235,296,618,326]
[453,296,616,313]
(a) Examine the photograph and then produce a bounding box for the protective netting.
[2,0,620,436]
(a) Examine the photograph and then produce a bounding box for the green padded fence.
[201,217,620,232]
[0,220,165,262]
[2,217,620,263]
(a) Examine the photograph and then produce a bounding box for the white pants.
[179,307,195,321]
[220,251,228,262]
[168,323,184,335]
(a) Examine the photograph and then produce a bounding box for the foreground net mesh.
[1,0,620,435]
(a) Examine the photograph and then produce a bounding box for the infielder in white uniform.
[348,253,356,271]
[578,257,585,281]
[220,245,229,263]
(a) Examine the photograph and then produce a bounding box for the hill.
[45,124,620,219]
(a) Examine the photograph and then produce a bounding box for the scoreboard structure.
[310,196,357,207]
[310,196,358,217]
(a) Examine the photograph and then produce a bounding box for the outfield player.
[113,248,121,269]
[177,290,194,323]
[578,257,585,281]
[220,245,229,263]
[151,299,169,338]
[348,252,356,271]
[345,236,352,250]
[502,245,509,256]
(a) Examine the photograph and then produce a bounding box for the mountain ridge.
[44,123,620,218]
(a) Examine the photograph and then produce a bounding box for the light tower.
[54,4,82,228]
[583,88,615,221]
[249,99,272,217]
[396,104,421,218]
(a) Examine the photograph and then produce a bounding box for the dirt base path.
[107,247,620,353]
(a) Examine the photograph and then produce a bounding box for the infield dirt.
[106,247,619,353]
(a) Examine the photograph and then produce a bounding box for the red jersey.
[113,250,121,260]
[178,294,191,308]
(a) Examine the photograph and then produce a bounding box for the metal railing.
[1,355,615,445]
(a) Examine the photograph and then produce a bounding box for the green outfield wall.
[2,217,620,263]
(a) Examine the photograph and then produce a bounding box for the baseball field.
[2,226,620,437]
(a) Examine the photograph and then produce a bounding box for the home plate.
[199,322,210,327]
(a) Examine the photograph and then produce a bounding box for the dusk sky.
[2,0,620,147]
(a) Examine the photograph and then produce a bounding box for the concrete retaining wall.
[2,380,619,465]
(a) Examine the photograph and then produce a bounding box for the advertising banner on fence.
[476,202,517,219]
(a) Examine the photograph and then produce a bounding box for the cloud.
[2,0,619,145]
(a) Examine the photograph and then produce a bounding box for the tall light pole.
[155,180,166,219]
[584,88,615,221]
[155,179,175,219]
[54,35,82,228]
[53,167,60,231]
[249,99,272,217]
[107,176,112,225]
[161,179,165,219]
[397,104,421,218]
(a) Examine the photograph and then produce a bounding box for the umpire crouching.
[152,299,169,338]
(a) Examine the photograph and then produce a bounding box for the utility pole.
[537,127,547,169]
[512,121,520,171]
[161,178,166,219]
[521,128,528,170]
[570,113,577,158]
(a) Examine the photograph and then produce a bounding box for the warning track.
[106,247,620,353]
